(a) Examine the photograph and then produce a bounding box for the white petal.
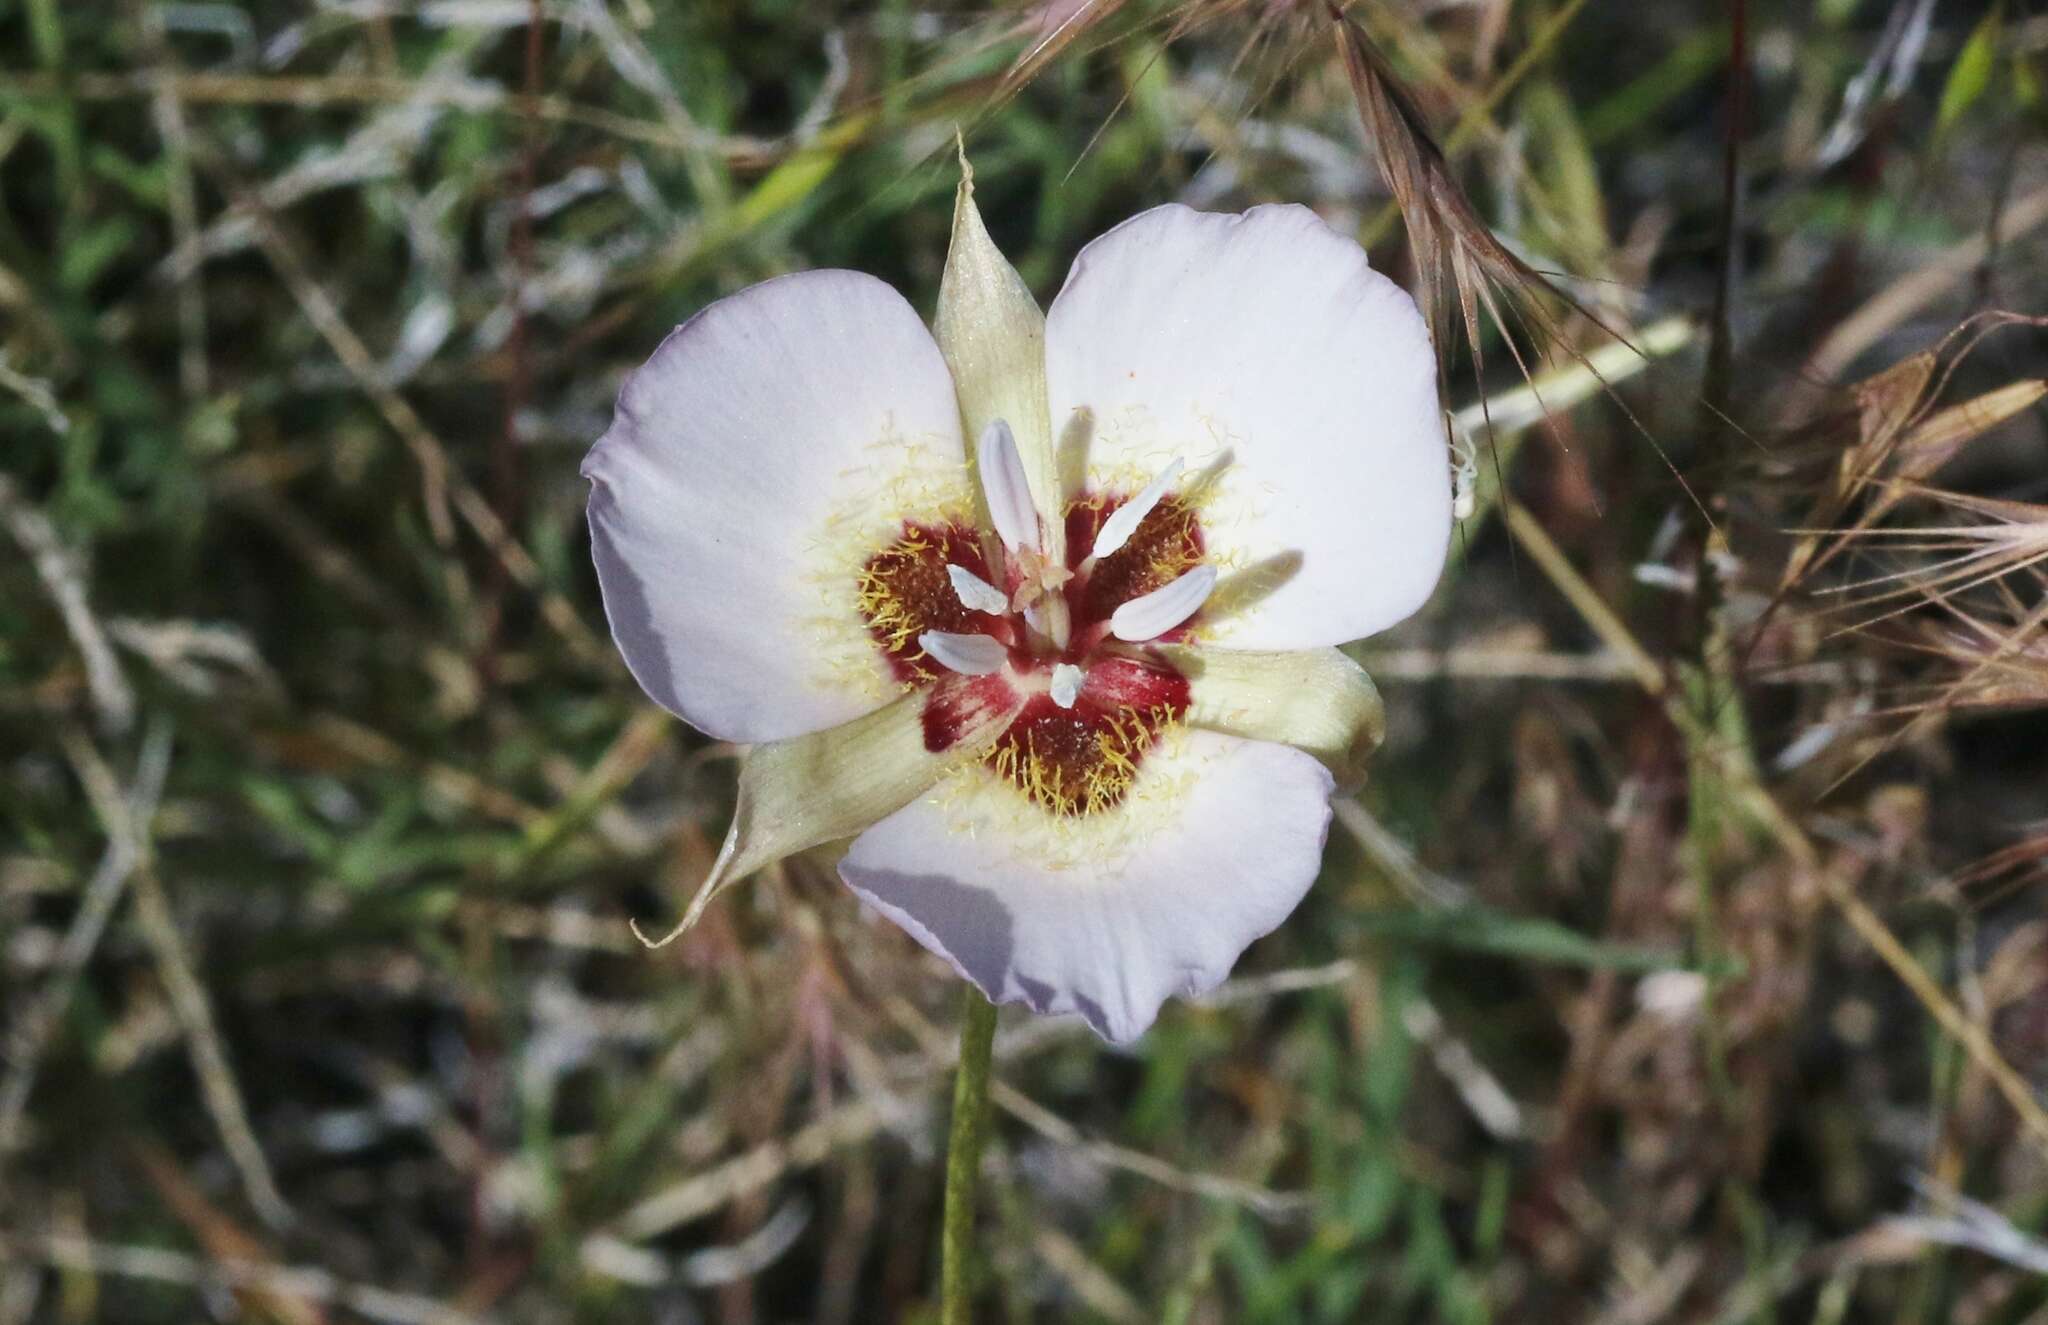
[946,564,1009,615]
[1108,564,1217,642]
[1089,457,1183,561]
[975,418,1041,555]
[918,630,1009,676]
[839,732,1335,1043]
[1045,204,1450,649]
[583,270,964,742]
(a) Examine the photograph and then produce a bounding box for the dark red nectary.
[860,489,1206,814]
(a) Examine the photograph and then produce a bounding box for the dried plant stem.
[229,194,607,665]
[0,724,170,1157]
[0,69,766,161]
[1506,505,2048,1155]
[131,869,291,1228]
[940,988,998,1325]
[0,475,133,735]
[0,1232,477,1325]
[1805,184,2048,387]
[1704,0,1747,406]
[1502,505,1665,692]
[1446,314,1697,569]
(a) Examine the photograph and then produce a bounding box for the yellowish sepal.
[1155,645,1387,790]
[631,684,1023,947]
[934,148,1065,569]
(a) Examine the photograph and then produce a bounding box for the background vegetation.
[4,0,2048,1320]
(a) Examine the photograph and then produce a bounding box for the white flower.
[583,165,1450,1042]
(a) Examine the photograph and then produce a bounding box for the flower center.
[853,420,1214,816]
[855,520,1007,685]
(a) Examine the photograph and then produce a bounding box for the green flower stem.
[940,986,998,1325]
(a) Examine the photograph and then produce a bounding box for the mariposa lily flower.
[584,167,1449,1042]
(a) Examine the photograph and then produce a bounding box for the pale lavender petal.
[839,731,1334,1043]
[583,270,963,742]
[1045,204,1450,649]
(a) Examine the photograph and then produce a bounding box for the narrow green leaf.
[1937,9,2003,135]
[1352,905,1737,975]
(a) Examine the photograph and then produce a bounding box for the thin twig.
[1503,506,2048,1154]
[0,1233,479,1325]
[1331,800,1469,907]
[0,476,134,736]
[1361,645,1641,682]
[130,868,293,1228]
[1501,504,1667,692]
[1702,0,1747,416]
[228,186,607,664]
[1804,184,2048,387]
[140,8,208,399]
[885,995,1316,1219]
[604,960,1353,1242]
[1030,1225,1146,1324]
[0,723,171,1157]
[0,69,771,161]
[989,1082,1313,1219]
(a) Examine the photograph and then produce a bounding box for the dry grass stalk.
[130,871,293,1229]
[0,476,135,737]
[0,1231,477,1325]
[0,725,171,1156]
[1777,316,2048,596]
[1327,4,1704,520]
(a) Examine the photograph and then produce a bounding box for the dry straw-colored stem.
[1805,184,2048,387]
[0,1232,478,1325]
[0,69,769,160]
[223,188,608,666]
[0,725,170,1158]
[130,868,292,1229]
[1505,508,2048,1156]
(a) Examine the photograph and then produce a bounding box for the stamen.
[946,563,1009,615]
[1109,564,1217,642]
[1089,458,1185,562]
[918,630,1009,676]
[976,418,1042,555]
[1049,663,1084,709]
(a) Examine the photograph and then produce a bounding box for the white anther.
[1109,565,1218,642]
[976,418,1042,555]
[1090,458,1185,561]
[1048,663,1084,709]
[917,630,1009,676]
[946,564,1009,615]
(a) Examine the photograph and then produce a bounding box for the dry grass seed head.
[1777,314,2048,598]
[1327,4,1707,523]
